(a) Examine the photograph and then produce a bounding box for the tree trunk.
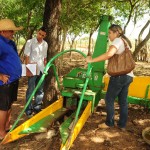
[69,36,76,61]
[19,25,37,57]
[133,20,150,59]
[58,29,67,75]
[87,24,99,55]
[61,29,67,52]
[42,0,62,107]
[19,11,37,57]
[138,20,150,43]
[87,32,93,56]
[124,0,140,34]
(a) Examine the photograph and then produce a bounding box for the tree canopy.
[0,0,149,55]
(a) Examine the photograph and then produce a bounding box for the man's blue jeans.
[105,75,133,128]
[25,72,44,115]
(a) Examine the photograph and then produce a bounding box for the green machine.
[1,15,111,150]
[61,15,111,111]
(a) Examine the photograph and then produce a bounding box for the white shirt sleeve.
[111,38,122,49]
[24,39,32,56]
[43,42,48,58]
[111,38,125,54]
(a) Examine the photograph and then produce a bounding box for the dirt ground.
[1,58,150,150]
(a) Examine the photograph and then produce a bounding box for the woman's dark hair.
[109,24,132,48]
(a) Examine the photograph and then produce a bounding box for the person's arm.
[43,42,48,66]
[86,45,118,63]
[0,73,10,84]
[24,40,32,64]
[25,55,30,64]
[44,58,47,66]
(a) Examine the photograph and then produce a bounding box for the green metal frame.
[3,14,150,148]
[60,16,111,144]
[10,49,86,132]
[9,15,112,147]
[61,15,111,109]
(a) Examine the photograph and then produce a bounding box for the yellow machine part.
[103,76,150,99]
[1,97,63,144]
[60,101,92,150]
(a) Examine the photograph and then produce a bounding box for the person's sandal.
[5,125,12,132]
[0,135,4,141]
[119,127,126,132]
[117,126,126,132]
[6,129,10,132]
[98,123,111,129]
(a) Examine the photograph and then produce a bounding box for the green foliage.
[0,0,149,42]
[0,0,46,41]
[110,0,149,26]
[60,0,149,37]
[61,0,113,41]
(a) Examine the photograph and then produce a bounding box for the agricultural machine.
[1,15,150,149]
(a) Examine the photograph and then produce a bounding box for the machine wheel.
[142,127,150,145]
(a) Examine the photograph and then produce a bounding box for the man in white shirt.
[24,27,48,117]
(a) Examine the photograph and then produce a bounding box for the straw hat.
[0,19,23,31]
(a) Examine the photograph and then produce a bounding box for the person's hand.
[86,56,93,63]
[0,74,10,84]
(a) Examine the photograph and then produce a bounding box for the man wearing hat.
[0,19,23,139]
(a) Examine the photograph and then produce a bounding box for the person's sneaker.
[33,105,42,114]
[26,111,33,118]
[34,109,41,114]
[98,123,112,129]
